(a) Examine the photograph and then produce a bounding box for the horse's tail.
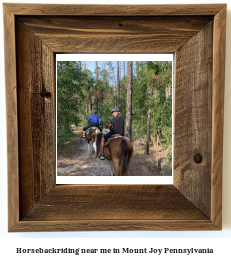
[95,132,102,158]
[120,139,128,174]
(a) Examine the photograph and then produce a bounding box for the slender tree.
[95,61,98,109]
[117,61,120,110]
[126,61,133,140]
[146,108,151,154]
[107,61,116,94]
[95,61,98,83]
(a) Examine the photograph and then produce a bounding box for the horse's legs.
[100,136,105,155]
[92,141,96,153]
[87,140,91,153]
[111,158,121,176]
[110,161,115,176]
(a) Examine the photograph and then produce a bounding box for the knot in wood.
[40,90,52,99]
[194,153,203,164]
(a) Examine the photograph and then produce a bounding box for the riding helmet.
[111,107,120,113]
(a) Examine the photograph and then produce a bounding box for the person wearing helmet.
[99,107,124,160]
[82,109,102,138]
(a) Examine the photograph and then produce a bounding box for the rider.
[99,107,124,160]
[82,109,102,138]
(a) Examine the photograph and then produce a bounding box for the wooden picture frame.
[4,3,226,231]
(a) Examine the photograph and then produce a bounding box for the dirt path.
[57,128,172,176]
[57,128,112,176]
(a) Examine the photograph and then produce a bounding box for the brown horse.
[96,132,133,176]
[85,127,100,153]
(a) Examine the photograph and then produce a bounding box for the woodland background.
[57,60,173,174]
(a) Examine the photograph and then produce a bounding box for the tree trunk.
[136,61,140,82]
[126,61,133,141]
[123,61,126,78]
[117,61,120,110]
[146,108,151,155]
[95,61,98,83]
[95,61,98,109]
[112,70,116,94]
[86,102,88,116]
[88,100,92,113]
[108,61,116,94]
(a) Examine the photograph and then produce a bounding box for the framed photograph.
[4,3,226,231]
[56,53,174,185]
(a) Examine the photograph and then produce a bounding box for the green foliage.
[57,61,117,146]
[57,61,84,146]
[132,61,172,149]
[94,79,115,126]
[57,60,173,157]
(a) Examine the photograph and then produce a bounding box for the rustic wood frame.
[4,4,226,232]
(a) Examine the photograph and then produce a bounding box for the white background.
[56,53,174,184]
[1,0,231,260]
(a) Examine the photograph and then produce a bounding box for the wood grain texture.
[4,3,226,231]
[18,16,213,53]
[174,22,213,218]
[16,19,56,219]
[3,4,20,231]
[13,185,217,232]
[211,5,226,228]
[3,3,225,16]
[22,185,207,221]
[11,220,218,232]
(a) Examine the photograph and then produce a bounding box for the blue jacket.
[88,114,102,125]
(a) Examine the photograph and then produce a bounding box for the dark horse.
[85,127,101,153]
[96,132,133,176]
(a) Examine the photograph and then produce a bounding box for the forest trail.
[57,128,112,176]
[57,127,172,176]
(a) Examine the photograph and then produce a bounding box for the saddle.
[86,126,98,134]
[104,135,130,147]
